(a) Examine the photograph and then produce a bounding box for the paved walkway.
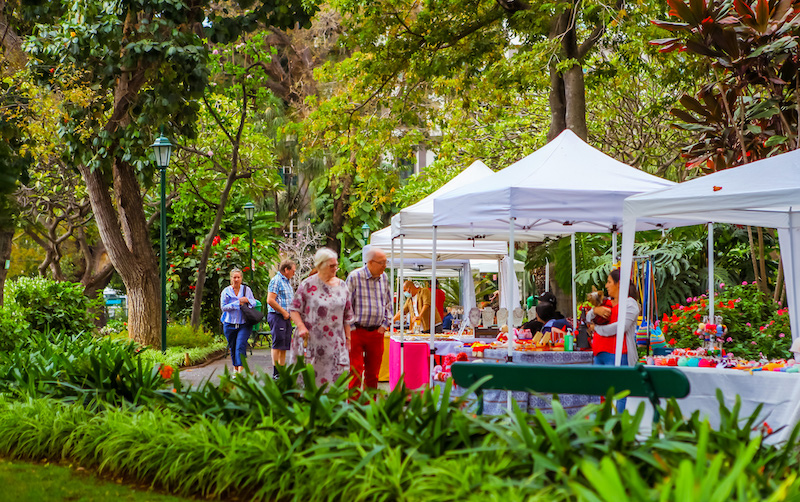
[180,345,391,391]
[179,346,275,387]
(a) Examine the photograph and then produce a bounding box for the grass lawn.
[0,458,193,501]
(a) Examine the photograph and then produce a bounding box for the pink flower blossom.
[726,337,733,342]
[719,283,725,288]
[742,281,748,285]
[751,341,757,345]
[746,322,751,327]
[780,333,786,338]
[212,49,219,55]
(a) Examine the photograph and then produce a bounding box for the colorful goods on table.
[463,323,582,356]
[645,347,800,373]
[432,352,469,381]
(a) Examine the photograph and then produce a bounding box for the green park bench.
[450,362,690,420]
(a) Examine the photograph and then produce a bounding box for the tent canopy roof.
[433,129,685,236]
[624,149,800,228]
[390,160,494,238]
[370,226,509,261]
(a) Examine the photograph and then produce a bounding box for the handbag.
[239,285,264,326]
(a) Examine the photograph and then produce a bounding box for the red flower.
[231,236,240,245]
[184,252,189,257]
[188,285,195,290]
[159,365,174,379]
[693,313,702,321]
[668,338,676,345]
[670,314,679,323]
[243,266,250,272]
[212,236,221,246]
[258,261,265,266]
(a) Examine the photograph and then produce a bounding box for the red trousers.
[349,327,385,389]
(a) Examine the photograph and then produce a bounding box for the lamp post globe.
[243,202,255,283]
[150,130,173,353]
[361,222,370,246]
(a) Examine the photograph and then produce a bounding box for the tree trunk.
[79,159,161,348]
[747,226,760,290]
[757,226,768,295]
[0,229,11,306]
[191,170,238,329]
[563,64,588,141]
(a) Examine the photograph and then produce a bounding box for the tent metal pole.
[612,230,618,262]
[545,259,550,292]
[399,235,405,382]
[571,233,577,328]
[390,238,395,336]
[430,226,437,387]
[709,223,715,324]
[508,218,515,411]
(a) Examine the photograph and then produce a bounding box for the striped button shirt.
[220,284,257,325]
[267,272,293,313]
[346,266,392,329]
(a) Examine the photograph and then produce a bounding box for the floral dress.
[288,275,354,387]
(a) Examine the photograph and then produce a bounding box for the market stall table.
[389,335,480,390]
[630,366,800,445]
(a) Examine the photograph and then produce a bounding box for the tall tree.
[21,0,315,347]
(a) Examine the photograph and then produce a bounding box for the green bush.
[0,305,29,352]
[0,331,174,405]
[165,324,216,348]
[660,282,791,359]
[0,381,798,501]
[3,277,102,337]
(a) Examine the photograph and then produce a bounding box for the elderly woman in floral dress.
[289,247,354,388]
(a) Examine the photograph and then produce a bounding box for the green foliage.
[0,305,29,352]
[0,331,173,405]
[660,281,790,359]
[3,276,101,336]
[137,342,227,370]
[0,371,799,500]
[167,231,279,329]
[653,0,800,171]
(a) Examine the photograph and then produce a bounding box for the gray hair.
[363,246,384,263]
[278,259,296,273]
[313,247,338,270]
[229,268,243,280]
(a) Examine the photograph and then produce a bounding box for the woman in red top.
[586,268,640,411]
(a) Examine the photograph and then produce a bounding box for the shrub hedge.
[1,326,799,500]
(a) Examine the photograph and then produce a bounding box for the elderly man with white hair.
[345,246,392,391]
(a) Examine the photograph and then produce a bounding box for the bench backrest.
[450,362,690,416]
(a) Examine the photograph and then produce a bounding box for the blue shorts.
[267,312,293,350]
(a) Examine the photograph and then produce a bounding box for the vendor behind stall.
[407,280,442,333]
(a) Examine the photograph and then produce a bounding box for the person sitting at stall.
[442,306,453,330]
[523,301,555,334]
[538,291,565,321]
[488,290,500,311]
[433,280,446,320]
[407,280,442,333]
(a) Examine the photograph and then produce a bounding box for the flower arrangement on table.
[657,281,791,360]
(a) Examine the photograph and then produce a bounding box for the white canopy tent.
[427,129,680,401]
[617,149,800,365]
[433,129,684,236]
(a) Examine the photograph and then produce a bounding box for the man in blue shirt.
[267,259,296,379]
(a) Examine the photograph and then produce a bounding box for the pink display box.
[389,339,430,390]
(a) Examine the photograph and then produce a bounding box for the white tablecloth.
[629,366,800,445]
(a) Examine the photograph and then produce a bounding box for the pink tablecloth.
[389,339,430,390]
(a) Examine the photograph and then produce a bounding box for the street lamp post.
[243,202,255,283]
[361,222,370,266]
[150,129,173,353]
